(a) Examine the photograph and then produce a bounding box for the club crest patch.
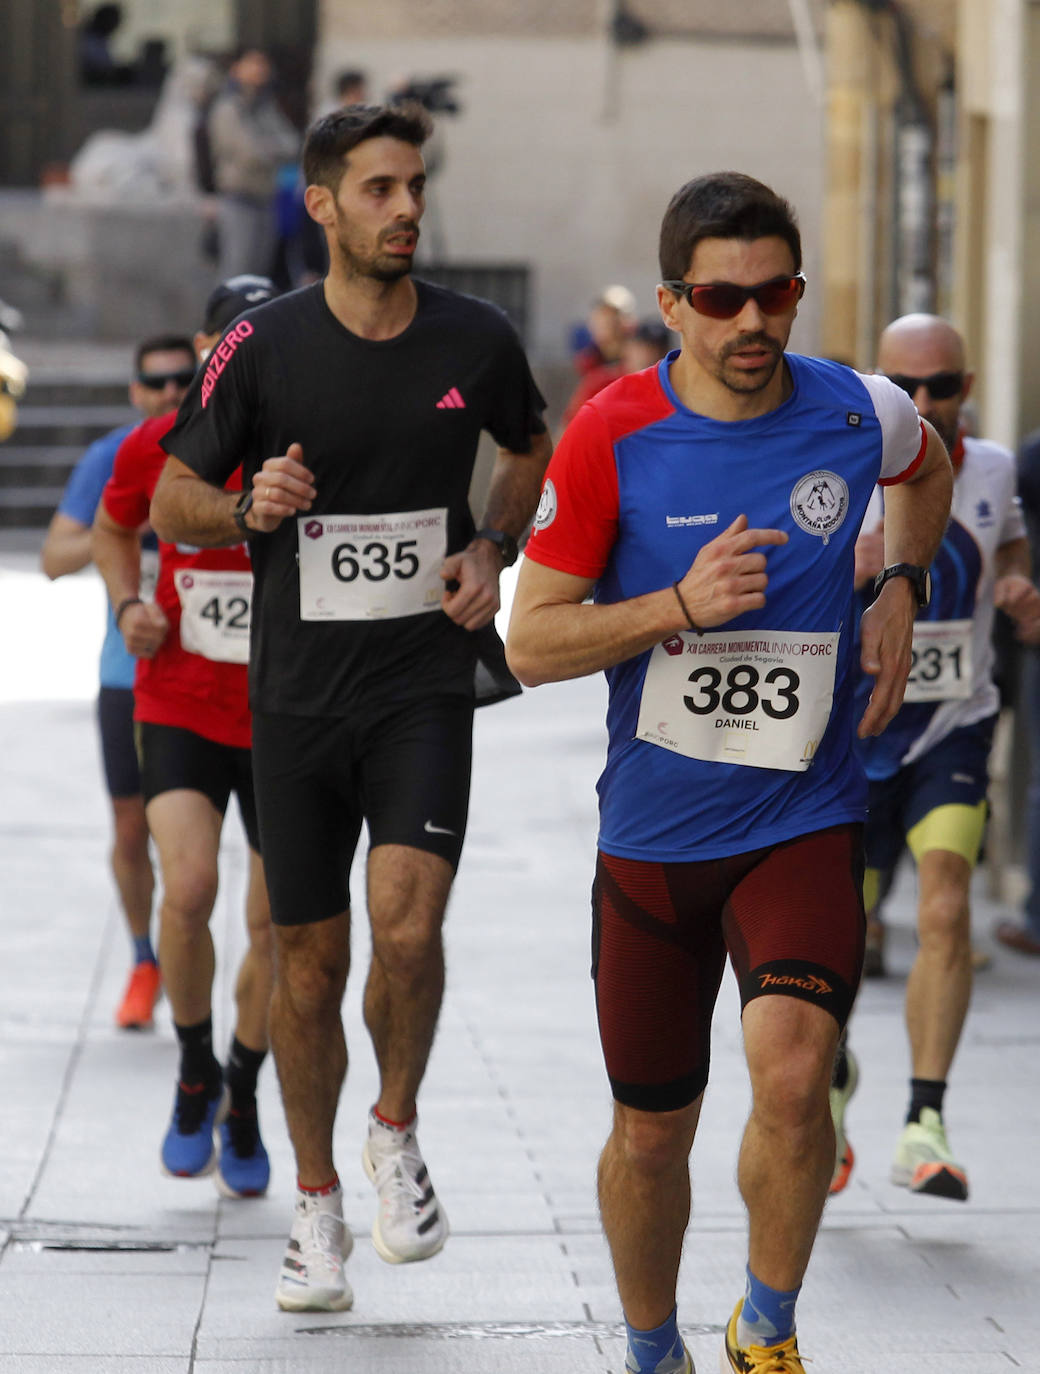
[533,478,557,532]
[789,470,849,545]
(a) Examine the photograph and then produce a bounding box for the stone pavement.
[0,533,1038,1373]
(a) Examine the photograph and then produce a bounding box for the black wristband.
[673,581,702,635]
[114,596,142,628]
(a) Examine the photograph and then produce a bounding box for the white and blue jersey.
[855,434,1024,779]
[524,352,926,862]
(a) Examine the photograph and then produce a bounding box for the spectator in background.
[335,70,370,107]
[562,318,672,427]
[207,48,300,280]
[40,334,196,1030]
[80,4,131,86]
[571,284,637,377]
[994,424,1040,956]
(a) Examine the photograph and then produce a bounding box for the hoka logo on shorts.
[758,971,833,996]
[789,470,849,545]
[304,520,323,540]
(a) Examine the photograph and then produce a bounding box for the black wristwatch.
[474,527,518,568]
[232,489,255,539]
[873,562,931,608]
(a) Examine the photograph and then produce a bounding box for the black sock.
[907,1077,946,1124]
[832,1028,849,1090]
[174,1016,221,1091]
[224,1036,267,1110]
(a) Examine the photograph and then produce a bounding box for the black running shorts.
[251,694,474,927]
[136,721,260,852]
[97,686,141,799]
[592,823,865,1112]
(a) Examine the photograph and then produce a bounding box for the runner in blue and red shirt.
[507,172,953,1374]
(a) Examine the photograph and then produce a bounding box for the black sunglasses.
[884,371,964,401]
[137,368,196,391]
[661,273,806,320]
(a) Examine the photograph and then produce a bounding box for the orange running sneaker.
[115,960,161,1030]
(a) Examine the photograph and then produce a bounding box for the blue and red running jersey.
[524,351,926,862]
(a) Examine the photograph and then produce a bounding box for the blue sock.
[739,1266,799,1347]
[133,934,156,965]
[625,1306,685,1372]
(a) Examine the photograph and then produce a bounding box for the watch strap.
[474,527,518,568]
[233,489,254,538]
[873,562,929,607]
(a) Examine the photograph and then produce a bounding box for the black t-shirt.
[163,280,546,717]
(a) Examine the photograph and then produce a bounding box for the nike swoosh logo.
[424,820,457,836]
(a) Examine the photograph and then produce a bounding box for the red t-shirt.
[102,413,253,749]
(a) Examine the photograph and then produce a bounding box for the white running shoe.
[362,1109,449,1264]
[891,1107,969,1201]
[828,1041,859,1195]
[275,1186,354,1312]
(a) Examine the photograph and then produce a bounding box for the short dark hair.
[658,172,802,281]
[303,102,433,192]
[135,334,194,371]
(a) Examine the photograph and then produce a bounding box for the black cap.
[202,275,279,335]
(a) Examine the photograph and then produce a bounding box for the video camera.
[391,76,461,117]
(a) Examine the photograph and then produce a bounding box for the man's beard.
[332,219,419,283]
[715,332,784,394]
[927,412,959,455]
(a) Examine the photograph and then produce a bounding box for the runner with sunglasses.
[507,172,953,1374]
[41,334,195,1030]
[829,313,1040,1202]
[92,276,280,1199]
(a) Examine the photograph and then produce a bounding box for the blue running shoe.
[161,1080,227,1177]
[216,1102,271,1198]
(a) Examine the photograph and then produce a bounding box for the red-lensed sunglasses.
[661,272,807,320]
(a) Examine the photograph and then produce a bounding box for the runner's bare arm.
[91,503,169,658]
[993,536,1040,641]
[506,514,787,686]
[857,420,953,737]
[41,512,92,579]
[441,429,553,632]
[150,447,317,546]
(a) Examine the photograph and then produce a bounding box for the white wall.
[312,32,825,359]
[107,0,234,63]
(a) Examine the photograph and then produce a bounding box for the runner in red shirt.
[92,276,280,1199]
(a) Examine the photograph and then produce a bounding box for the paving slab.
[1,537,1039,1371]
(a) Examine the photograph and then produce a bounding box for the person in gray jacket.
[208,48,300,279]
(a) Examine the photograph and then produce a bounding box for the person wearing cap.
[150,102,550,1314]
[92,276,280,1199]
[41,333,196,1031]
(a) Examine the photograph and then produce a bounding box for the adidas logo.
[436,387,466,409]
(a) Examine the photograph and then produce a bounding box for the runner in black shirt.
[151,102,551,1313]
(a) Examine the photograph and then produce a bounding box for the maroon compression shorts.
[591,823,865,1112]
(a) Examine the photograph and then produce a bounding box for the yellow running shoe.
[721,1302,806,1372]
